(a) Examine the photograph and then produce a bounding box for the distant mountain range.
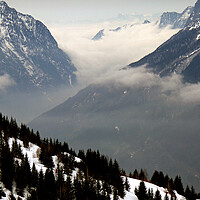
[129,0,200,83]
[0,1,76,92]
[30,0,200,189]
[92,5,193,41]
[92,21,150,41]
[158,6,193,29]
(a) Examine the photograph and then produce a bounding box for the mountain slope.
[30,81,200,190]
[159,6,193,29]
[30,0,200,190]
[0,114,190,199]
[129,0,200,83]
[0,1,76,92]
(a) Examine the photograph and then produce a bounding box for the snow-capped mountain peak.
[0,1,76,92]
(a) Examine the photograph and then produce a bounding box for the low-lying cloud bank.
[0,74,15,92]
[50,21,199,105]
[94,66,200,105]
[49,22,179,86]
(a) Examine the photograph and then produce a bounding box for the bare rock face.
[0,1,76,92]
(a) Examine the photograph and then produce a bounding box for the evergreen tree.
[65,176,74,200]
[154,189,162,200]
[31,163,38,188]
[44,168,57,200]
[151,170,159,185]
[164,192,169,200]
[125,177,130,191]
[139,169,148,181]
[133,169,139,179]
[0,185,5,198]
[173,176,184,195]
[185,185,196,200]
[37,170,45,200]
[147,188,154,200]
[21,154,32,188]
[11,140,23,159]
[9,193,16,200]
[113,187,119,200]
[1,141,15,190]
[135,181,148,200]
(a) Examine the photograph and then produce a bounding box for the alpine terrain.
[0,1,76,92]
[0,113,197,199]
[30,0,200,191]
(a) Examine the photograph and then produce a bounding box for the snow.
[6,138,186,200]
[121,177,186,200]
[196,34,200,40]
[8,138,47,173]
[189,21,200,30]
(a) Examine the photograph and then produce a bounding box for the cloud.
[49,22,200,105]
[0,74,15,92]
[93,66,200,105]
[49,22,179,86]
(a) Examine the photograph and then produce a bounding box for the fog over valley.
[1,0,200,195]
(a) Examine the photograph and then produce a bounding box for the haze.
[5,0,196,24]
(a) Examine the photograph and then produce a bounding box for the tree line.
[0,113,199,200]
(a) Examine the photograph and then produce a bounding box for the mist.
[0,85,80,124]
[0,74,15,92]
[29,66,200,189]
[1,20,180,123]
[49,22,179,86]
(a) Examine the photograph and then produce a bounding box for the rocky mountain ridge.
[0,1,76,92]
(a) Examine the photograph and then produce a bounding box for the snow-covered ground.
[0,138,186,200]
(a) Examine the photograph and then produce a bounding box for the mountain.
[92,5,193,42]
[30,81,200,189]
[0,1,76,92]
[158,6,194,29]
[0,114,190,199]
[130,1,200,83]
[92,29,105,40]
[92,22,148,41]
[92,27,123,41]
[30,0,200,190]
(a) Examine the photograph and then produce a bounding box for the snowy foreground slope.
[0,138,186,200]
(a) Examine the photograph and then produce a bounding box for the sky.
[5,0,197,25]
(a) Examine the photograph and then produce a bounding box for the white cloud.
[49,21,200,105]
[49,22,179,86]
[0,74,15,92]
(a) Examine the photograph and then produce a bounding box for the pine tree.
[65,176,74,200]
[164,192,169,200]
[173,176,184,195]
[37,170,45,200]
[44,168,57,200]
[125,177,130,191]
[151,170,159,185]
[147,188,154,200]
[113,187,119,200]
[133,169,139,179]
[9,193,16,200]
[154,189,162,200]
[135,181,148,200]
[1,141,15,190]
[0,185,5,198]
[31,163,38,188]
[185,185,196,200]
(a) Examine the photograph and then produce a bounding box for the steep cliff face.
[159,6,194,29]
[0,1,76,92]
[130,1,200,83]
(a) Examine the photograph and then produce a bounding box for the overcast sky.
[5,0,197,24]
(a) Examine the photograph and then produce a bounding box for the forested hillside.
[0,114,199,199]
